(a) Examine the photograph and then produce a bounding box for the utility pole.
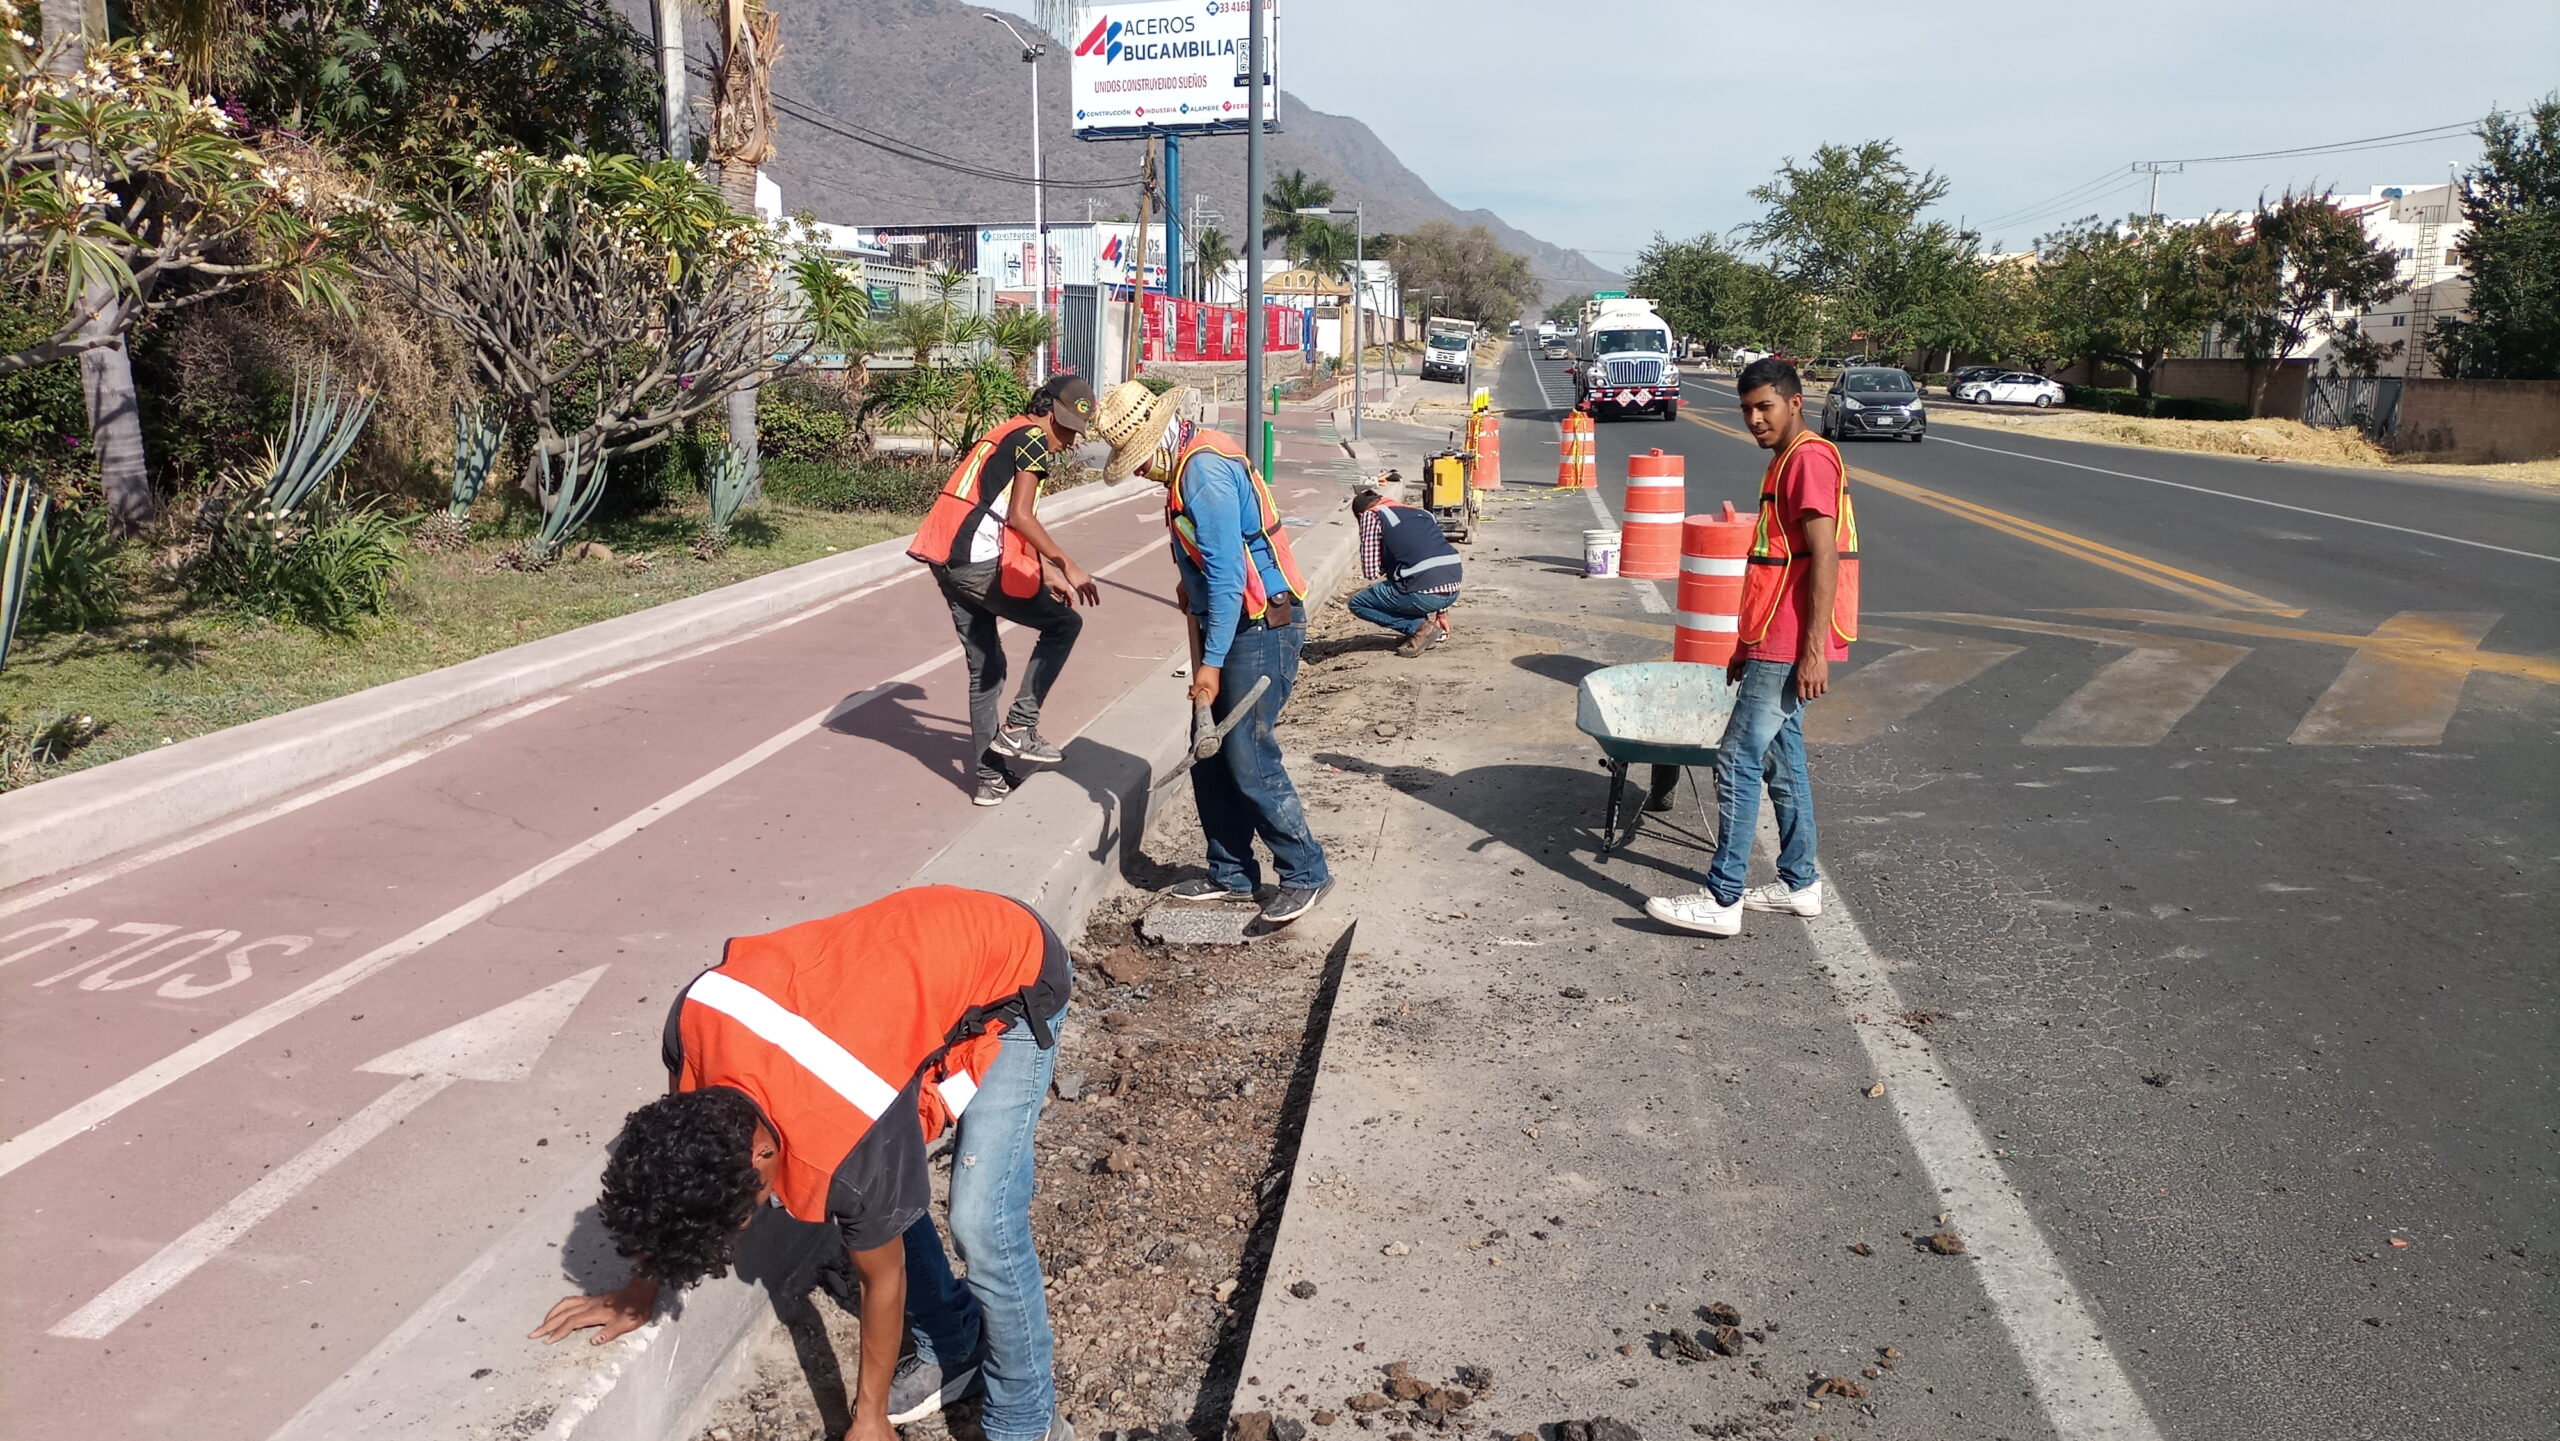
[1163,134,1183,302]
[1299,202,1365,440]
[1124,139,1158,381]
[1243,0,1267,435]
[652,0,686,160]
[2131,161,2184,219]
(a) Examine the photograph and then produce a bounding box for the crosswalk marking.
[1812,626,2022,745]
[1887,613,2251,746]
[2291,612,2502,745]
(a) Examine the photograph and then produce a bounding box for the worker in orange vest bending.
[909,375,1106,807]
[532,886,1074,1441]
[1647,356,1858,938]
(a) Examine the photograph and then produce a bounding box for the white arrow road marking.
[0,534,1166,1187]
[1886,613,2252,746]
[49,966,606,1341]
[1809,625,2024,745]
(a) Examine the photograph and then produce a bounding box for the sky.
[986,0,2558,270]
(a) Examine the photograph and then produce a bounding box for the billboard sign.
[1069,0,1277,139]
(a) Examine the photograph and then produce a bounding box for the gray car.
[1820,366,1926,442]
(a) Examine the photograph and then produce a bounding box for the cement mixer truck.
[1569,295,1680,421]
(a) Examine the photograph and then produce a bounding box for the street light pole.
[987,15,1050,382]
[1244,4,1266,437]
[1299,203,1364,441]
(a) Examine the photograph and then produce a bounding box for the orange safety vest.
[1736,430,1860,647]
[1165,429,1310,623]
[908,417,1049,599]
[670,886,1066,1226]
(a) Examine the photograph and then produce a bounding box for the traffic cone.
[1618,448,1684,580]
[1675,502,1754,665]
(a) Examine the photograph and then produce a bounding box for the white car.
[1957,371,2064,407]
[1727,347,1771,370]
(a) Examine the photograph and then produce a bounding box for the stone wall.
[2392,378,2560,462]
[2050,357,2312,416]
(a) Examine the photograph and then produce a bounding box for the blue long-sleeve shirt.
[1170,450,1295,667]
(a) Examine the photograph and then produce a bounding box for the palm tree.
[988,306,1054,382]
[707,0,781,457]
[1299,219,1356,282]
[1262,169,1336,266]
[42,0,153,531]
[1192,226,1235,300]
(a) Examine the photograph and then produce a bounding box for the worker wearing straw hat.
[1090,380,1332,926]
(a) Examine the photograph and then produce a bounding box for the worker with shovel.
[531,886,1073,1441]
[1091,380,1332,926]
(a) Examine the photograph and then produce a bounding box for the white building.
[2327,184,2470,379]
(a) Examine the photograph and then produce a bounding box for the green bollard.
[1268,383,1282,416]
[1262,419,1276,480]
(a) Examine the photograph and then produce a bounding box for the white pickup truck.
[1421,318,1479,385]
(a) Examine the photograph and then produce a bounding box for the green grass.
[0,497,918,791]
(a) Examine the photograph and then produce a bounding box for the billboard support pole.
[1124,137,1157,382]
[1163,133,1182,303]
[1244,1,1266,437]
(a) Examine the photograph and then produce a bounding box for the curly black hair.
[598,1088,765,1289]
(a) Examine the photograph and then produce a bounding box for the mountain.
[627,0,1619,303]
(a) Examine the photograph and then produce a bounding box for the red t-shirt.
[1742,436,1851,665]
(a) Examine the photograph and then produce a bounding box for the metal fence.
[2303,375,2402,441]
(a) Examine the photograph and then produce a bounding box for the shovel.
[1189,675,1272,763]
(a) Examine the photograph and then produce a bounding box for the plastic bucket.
[1583,528,1619,578]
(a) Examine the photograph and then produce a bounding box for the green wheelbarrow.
[1573,661,1738,854]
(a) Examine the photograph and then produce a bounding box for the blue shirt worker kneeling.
[1347,487,1461,657]
[1090,380,1332,927]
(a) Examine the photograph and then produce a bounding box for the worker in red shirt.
[531,887,1073,1441]
[1647,356,1858,937]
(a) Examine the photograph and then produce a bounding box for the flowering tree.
[1,32,356,525]
[369,149,855,498]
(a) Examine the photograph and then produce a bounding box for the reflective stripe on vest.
[1735,431,1861,646]
[1166,430,1311,621]
[686,971,900,1117]
[909,417,1046,596]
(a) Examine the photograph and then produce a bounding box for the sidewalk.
[0,396,1365,1441]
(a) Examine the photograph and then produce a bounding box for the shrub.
[25,504,128,634]
[0,712,106,792]
[761,456,942,514]
[188,501,405,632]
[2061,385,2250,421]
[759,378,859,463]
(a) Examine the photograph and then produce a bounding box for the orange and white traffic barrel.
[1618,448,1685,580]
[1477,415,1501,488]
[1575,412,1598,487]
[1555,409,1592,488]
[1675,501,1754,665]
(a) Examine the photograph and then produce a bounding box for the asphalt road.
[1512,346,2559,1438]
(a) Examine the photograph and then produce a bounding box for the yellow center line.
[1681,411,2303,617]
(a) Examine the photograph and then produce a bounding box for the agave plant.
[253,366,378,521]
[1,474,47,673]
[693,442,761,560]
[417,400,508,552]
[519,436,611,567]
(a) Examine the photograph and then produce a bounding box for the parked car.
[1820,366,1926,442]
[1728,347,1772,370]
[1947,365,2009,394]
[1956,371,2065,407]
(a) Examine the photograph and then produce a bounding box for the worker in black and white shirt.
[1347,487,1461,657]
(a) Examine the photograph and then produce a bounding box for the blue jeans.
[1194,618,1331,892]
[900,1011,1062,1441]
[1345,580,1456,637]
[1705,658,1819,906]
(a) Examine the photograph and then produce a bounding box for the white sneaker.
[1740,880,1822,916]
[1645,890,1742,937]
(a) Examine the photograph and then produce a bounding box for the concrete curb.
[262,429,1366,1441]
[0,483,1132,893]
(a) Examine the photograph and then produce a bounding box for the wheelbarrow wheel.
[1598,758,1642,855]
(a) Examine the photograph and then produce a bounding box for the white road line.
[0,534,1166,1184]
[1801,868,2166,1438]
[1927,432,2560,563]
[0,694,569,924]
[0,490,1163,920]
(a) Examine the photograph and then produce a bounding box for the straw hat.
[1092,380,1199,484]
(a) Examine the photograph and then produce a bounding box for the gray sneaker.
[1163,878,1254,903]
[973,772,1017,807]
[1258,880,1332,925]
[887,1347,984,1424]
[992,724,1064,764]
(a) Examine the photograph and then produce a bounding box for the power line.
[2150,120,2475,167]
